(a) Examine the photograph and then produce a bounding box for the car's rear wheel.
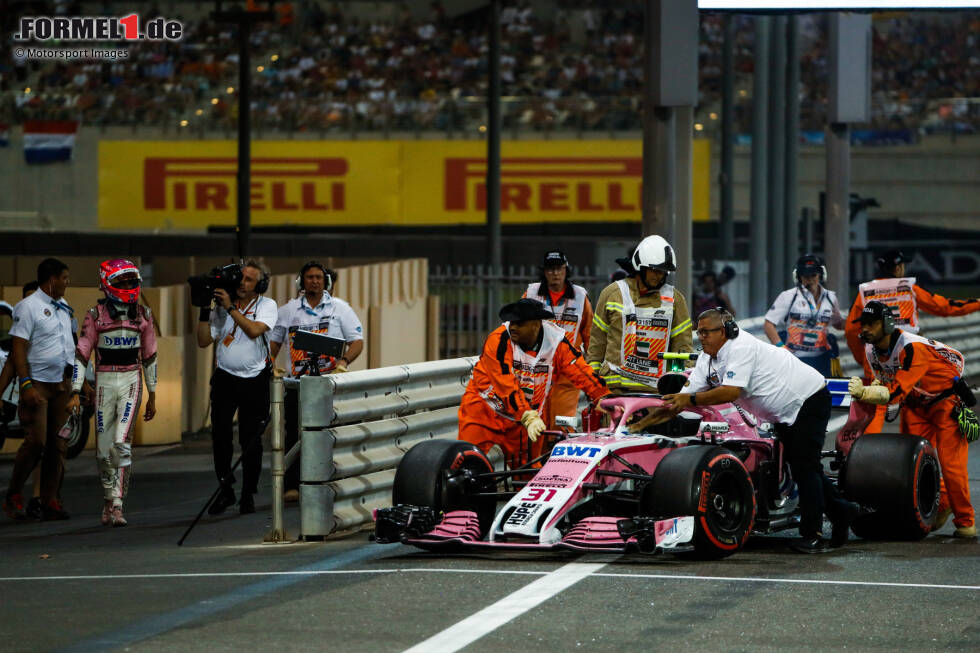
[393,439,497,537]
[841,433,940,540]
[641,445,756,559]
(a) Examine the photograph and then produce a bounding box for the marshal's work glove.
[848,376,890,405]
[830,358,842,378]
[331,360,348,374]
[955,406,980,442]
[520,409,546,443]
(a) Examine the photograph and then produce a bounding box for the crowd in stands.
[0,1,976,136]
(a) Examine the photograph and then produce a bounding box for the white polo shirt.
[270,293,363,378]
[682,331,825,425]
[764,285,843,358]
[210,295,279,378]
[9,289,75,383]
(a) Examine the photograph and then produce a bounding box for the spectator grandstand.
[0,1,977,137]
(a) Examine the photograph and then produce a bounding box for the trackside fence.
[270,311,980,541]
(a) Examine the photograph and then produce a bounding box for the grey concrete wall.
[1,126,977,232]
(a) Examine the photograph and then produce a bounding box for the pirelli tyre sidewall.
[643,445,756,559]
[841,433,940,540]
[392,439,496,537]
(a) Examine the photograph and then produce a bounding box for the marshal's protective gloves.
[830,358,842,378]
[521,409,546,443]
[331,360,348,374]
[848,376,891,405]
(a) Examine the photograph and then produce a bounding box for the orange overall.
[458,323,608,466]
[846,280,979,433]
[868,332,974,529]
[523,283,594,430]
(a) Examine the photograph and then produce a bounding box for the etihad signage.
[99,140,710,228]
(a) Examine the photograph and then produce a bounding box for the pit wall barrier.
[0,257,435,454]
[287,311,980,540]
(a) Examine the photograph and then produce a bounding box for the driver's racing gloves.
[521,409,546,442]
[848,376,891,405]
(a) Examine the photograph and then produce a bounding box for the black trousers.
[775,387,850,539]
[209,367,270,495]
[284,386,299,492]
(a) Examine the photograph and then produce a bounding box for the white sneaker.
[111,505,128,527]
[101,501,113,526]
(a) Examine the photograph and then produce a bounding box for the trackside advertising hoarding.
[98,140,711,228]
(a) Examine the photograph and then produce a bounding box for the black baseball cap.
[542,251,568,267]
[876,249,908,273]
[856,300,895,324]
[499,298,553,322]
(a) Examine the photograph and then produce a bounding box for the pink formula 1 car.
[374,370,941,558]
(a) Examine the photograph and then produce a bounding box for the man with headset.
[845,249,980,434]
[196,259,278,515]
[764,254,845,377]
[645,308,858,553]
[270,261,363,501]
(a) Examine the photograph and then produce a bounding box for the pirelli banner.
[98,140,711,228]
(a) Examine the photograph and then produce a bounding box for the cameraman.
[270,261,362,501]
[196,260,278,515]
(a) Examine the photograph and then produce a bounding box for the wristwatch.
[690,392,697,406]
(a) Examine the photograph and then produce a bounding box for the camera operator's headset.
[255,267,270,294]
[295,260,333,293]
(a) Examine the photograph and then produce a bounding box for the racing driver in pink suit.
[73,260,157,527]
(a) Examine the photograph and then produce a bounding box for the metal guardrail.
[292,357,477,540]
[275,310,980,541]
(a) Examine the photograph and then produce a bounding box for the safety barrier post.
[263,374,289,543]
[299,375,337,540]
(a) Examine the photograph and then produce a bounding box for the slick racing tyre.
[642,445,756,559]
[65,405,94,460]
[841,433,940,540]
[393,440,497,537]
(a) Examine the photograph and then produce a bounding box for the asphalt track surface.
[2,428,979,653]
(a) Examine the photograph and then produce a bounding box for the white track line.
[402,561,607,653]
[3,566,978,592]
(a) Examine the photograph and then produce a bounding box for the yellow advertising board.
[99,140,710,228]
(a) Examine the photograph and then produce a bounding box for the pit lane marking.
[402,561,609,653]
[4,567,980,592]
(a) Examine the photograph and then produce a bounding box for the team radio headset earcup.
[254,270,270,294]
[881,305,896,335]
[724,319,739,339]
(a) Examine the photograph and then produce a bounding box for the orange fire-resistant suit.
[522,282,593,430]
[866,330,974,529]
[846,279,979,433]
[458,322,608,466]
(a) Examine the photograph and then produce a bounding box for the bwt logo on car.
[551,445,602,458]
[14,15,183,41]
[444,157,642,213]
[143,158,348,212]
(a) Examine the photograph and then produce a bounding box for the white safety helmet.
[631,235,677,273]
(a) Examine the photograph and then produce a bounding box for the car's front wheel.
[392,439,497,538]
[641,445,756,558]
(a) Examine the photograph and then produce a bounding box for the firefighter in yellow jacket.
[587,235,694,391]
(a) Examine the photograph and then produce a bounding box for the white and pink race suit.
[74,301,157,504]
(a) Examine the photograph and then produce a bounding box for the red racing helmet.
[99,259,141,304]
